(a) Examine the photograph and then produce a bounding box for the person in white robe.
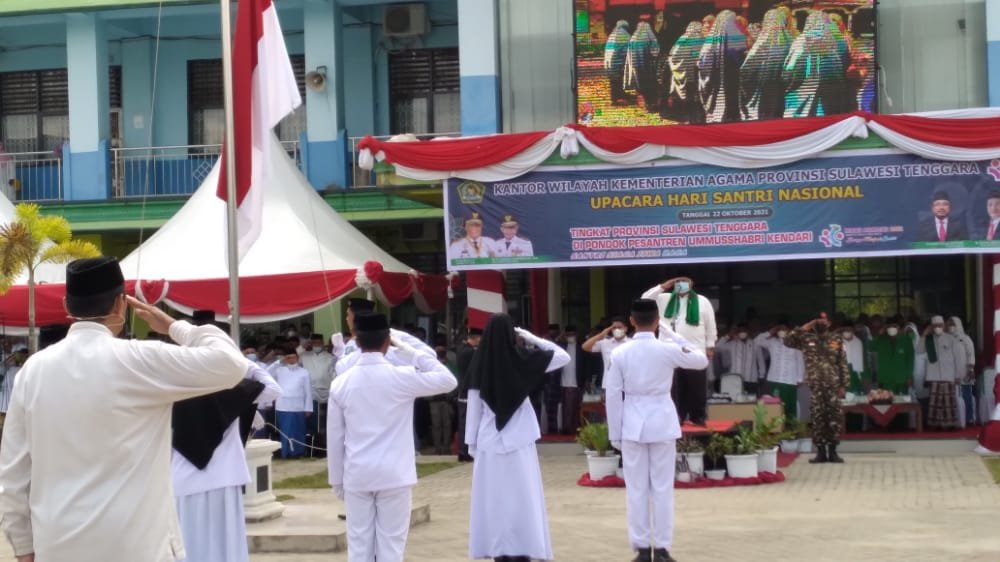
[947,316,977,427]
[755,325,806,419]
[716,325,759,394]
[269,350,313,458]
[299,333,335,441]
[327,312,457,562]
[0,257,248,562]
[465,314,570,562]
[172,363,281,562]
[605,299,708,562]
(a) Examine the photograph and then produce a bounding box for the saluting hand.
[126,296,176,335]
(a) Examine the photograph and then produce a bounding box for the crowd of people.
[596,6,874,124]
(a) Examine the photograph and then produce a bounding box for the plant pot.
[586,454,621,480]
[756,447,779,473]
[615,467,624,479]
[797,439,813,454]
[724,454,759,479]
[676,471,692,483]
[680,451,704,475]
[584,449,597,457]
[779,440,799,454]
[705,469,726,481]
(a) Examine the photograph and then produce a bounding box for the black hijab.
[172,377,265,469]
[467,314,553,431]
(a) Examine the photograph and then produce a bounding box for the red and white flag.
[217,0,302,262]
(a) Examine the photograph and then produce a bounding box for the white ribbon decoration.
[867,121,1000,161]
[358,147,374,170]
[354,267,373,290]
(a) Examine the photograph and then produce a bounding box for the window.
[389,48,460,135]
[0,69,70,153]
[187,55,306,147]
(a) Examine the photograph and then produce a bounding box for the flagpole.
[220,0,241,342]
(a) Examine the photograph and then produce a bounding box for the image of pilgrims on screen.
[576,1,876,126]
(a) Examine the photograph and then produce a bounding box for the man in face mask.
[872,322,913,395]
[755,323,804,419]
[299,334,335,455]
[783,313,850,464]
[919,315,967,430]
[642,277,718,426]
[558,326,586,435]
[583,317,631,390]
[717,323,759,394]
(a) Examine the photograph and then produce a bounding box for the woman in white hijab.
[947,316,976,427]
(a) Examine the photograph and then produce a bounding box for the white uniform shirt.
[755,333,805,385]
[604,331,709,443]
[171,364,282,497]
[465,338,570,455]
[335,329,433,376]
[448,237,495,260]
[717,337,758,383]
[561,343,578,388]
[590,336,630,375]
[0,321,247,561]
[490,235,534,257]
[299,348,335,402]
[270,364,313,412]
[327,349,457,492]
[641,285,718,352]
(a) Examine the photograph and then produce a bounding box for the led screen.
[574,0,877,126]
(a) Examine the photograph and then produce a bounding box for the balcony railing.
[111,141,301,199]
[349,133,460,188]
[0,151,63,202]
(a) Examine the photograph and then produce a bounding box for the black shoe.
[632,548,652,562]
[828,444,844,463]
[809,444,828,464]
[337,514,346,520]
[653,549,677,562]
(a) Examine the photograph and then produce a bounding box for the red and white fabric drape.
[465,270,505,330]
[357,109,1000,179]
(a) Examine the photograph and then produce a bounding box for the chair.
[719,374,744,400]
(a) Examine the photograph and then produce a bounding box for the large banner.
[573,0,876,127]
[444,152,1000,270]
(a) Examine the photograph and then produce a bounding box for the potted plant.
[725,425,760,479]
[704,432,731,481]
[576,422,619,479]
[677,437,705,475]
[752,403,790,473]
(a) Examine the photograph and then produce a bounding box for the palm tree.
[0,203,100,352]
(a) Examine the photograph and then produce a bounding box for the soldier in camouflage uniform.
[783,314,850,464]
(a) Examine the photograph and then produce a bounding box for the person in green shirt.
[872,322,914,394]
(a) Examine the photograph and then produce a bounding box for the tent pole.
[220,0,240,342]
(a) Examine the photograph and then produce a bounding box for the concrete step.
[247,502,430,553]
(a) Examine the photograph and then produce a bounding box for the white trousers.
[345,486,412,562]
[622,440,676,550]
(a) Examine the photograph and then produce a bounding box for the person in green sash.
[872,321,914,394]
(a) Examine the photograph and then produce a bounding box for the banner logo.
[457,181,485,204]
[820,224,845,248]
[988,160,1000,182]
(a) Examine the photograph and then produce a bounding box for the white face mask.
[933,326,944,335]
[776,330,787,338]
[737,332,748,340]
[676,281,690,293]
[612,328,626,339]
[886,327,898,337]
[841,331,853,340]
[246,353,258,362]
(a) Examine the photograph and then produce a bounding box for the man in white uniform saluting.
[0,257,248,562]
[327,312,457,561]
[604,299,709,562]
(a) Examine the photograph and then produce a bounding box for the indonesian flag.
[217,0,302,262]
[466,270,506,330]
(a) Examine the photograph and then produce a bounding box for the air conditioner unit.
[400,222,438,242]
[383,4,428,37]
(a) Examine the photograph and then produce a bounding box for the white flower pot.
[756,447,779,473]
[615,467,624,479]
[724,454,759,479]
[681,451,705,475]
[705,469,726,481]
[676,471,692,483]
[587,454,620,480]
[584,449,597,457]
[797,439,813,454]
[779,440,799,454]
